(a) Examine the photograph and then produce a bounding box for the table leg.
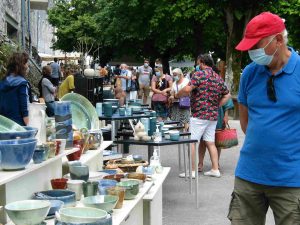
[188,143,192,194]
[178,144,182,172]
[111,121,117,151]
[148,146,154,162]
[195,142,199,208]
[183,143,187,181]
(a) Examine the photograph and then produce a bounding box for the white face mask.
[248,36,278,65]
[144,63,149,67]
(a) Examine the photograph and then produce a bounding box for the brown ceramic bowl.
[103,174,125,182]
[51,178,68,189]
[127,173,146,182]
[66,147,82,161]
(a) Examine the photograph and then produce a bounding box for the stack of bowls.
[0,138,37,170]
[34,190,76,207]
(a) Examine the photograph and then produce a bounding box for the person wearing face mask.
[151,60,173,121]
[227,12,300,225]
[168,68,190,131]
[137,59,152,104]
[0,52,30,126]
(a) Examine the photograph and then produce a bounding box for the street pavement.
[130,119,275,225]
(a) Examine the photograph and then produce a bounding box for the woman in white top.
[168,68,190,131]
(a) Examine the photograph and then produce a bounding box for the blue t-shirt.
[236,48,300,187]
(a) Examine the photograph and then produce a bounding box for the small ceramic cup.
[47,141,56,158]
[32,149,46,164]
[55,139,67,155]
[35,144,49,161]
[126,108,132,116]
[67,180,84,201]
[82,181,99,197]
[119,108,126,116]
[51,178,68,189]
[69,165,89,181]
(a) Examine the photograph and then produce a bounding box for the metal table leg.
[195,142,199,208]
[178,144,182,172]
[183,143,187,181]
[188,143,192,194]
[111,120,116,151]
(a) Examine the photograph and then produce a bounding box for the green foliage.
[0,42,15,79]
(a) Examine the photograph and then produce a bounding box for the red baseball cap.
[235,12,285,51]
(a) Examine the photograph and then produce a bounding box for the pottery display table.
[0,148,79,224]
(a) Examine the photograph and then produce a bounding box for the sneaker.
[204,169,221,178]
[179,171,196,179]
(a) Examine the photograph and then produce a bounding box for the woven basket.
[215,124,238,149]
[106,160,149,173]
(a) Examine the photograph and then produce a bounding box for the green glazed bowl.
[82,195,118,212]
[117,180,139,200]
[59,207,107,223]
[5,200,51,225]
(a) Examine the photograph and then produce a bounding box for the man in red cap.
[228,12,300,225]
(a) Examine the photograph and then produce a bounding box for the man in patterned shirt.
[176,54,230,178]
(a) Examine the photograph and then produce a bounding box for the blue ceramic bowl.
[33,149,46,164]
[0,126,38,140]
[0,138,37,170]
[98,180,117,195]
[34,190,76,207]
[48,200,64,216]
[100,170,118,175]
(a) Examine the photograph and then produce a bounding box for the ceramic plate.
[0,115,26,132]
[61,93,99,130]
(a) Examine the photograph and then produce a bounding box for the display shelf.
[0,148,79,186]
[112,181,153,225]
[143,167,170,200]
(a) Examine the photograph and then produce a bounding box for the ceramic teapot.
[28,103,47,144]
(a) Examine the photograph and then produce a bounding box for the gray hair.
[282,29,288,45]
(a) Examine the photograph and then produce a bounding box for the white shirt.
[172,78,189,94]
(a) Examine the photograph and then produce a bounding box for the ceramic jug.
[28,103,47,145]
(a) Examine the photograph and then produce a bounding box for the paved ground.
[130,120,275,225]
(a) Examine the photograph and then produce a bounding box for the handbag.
[215,123,238,149]
[176,83,190,109]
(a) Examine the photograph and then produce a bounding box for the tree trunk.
[224,7,256,94]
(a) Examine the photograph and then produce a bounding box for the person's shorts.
[138,84,150,97]
[190,117,217,142]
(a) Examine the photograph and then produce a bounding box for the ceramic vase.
[28,103,47,145]
[54,102,73,149]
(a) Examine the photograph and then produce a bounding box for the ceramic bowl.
[116,180,139,200]
[0,126,38,140]
[67,148,82,161]
[32,149,46,164]
[169,130,180,140]
[34,190,76,207]
[100,169,118,175]
[69,165,89,181]
[0,138,37,170]
[98,180,118,195]
[82,195,118,212]
[56,214,112,225]
[48,200,64,216]
[5,200,50,225]
[132,155,143,162]
[103,174,125,182]
[59,207,107,223]
[51,178,68,189]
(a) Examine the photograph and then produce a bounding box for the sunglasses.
[267,76,277,102]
